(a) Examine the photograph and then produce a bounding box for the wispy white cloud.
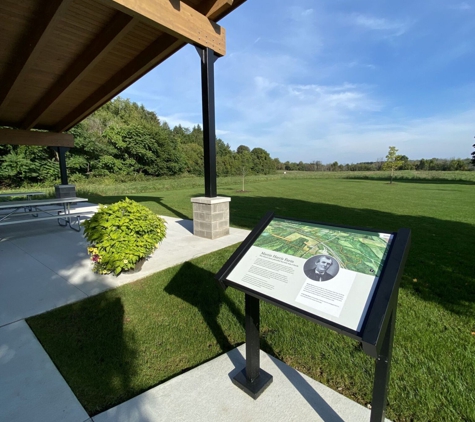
[218,57,474,163]
[157,113,228,137]
[449,2,472,10]
[119,88,167,103]
[331,109,475,162]
[347,61,377,70]
[349,14,412,37]
[157,113,200,129]
[218,71,385,160]
[223,106,475,163]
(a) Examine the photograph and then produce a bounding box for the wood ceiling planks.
[0,0,246,134]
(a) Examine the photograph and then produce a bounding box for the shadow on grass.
[165,261,246,352]
[81,193,190,220]
[227,195,475,316]
[164,261,277,357]
[27,295,138,416]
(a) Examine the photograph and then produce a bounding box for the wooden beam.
[0,129,74,147]
[54,33,183,132]
[52,0,246,132]
[102,0,226,56]
[195,0,233,21]
[0,0,72,113]
[20,12,136,130]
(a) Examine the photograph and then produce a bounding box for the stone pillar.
[191,196,231,239]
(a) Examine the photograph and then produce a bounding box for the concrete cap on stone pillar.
[191,196,231,205]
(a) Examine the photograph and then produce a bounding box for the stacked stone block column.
[191,196,231,239]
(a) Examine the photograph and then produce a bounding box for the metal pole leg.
[232,294,273,399]
[370,309,396,422]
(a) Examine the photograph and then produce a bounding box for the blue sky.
[122,0,475,164]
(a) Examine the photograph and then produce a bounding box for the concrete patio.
[0,203,387,422]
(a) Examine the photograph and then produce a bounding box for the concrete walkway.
[0,203,388,422]
[93,345,387,422]
[0,203,249,327]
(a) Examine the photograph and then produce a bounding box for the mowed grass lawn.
[28,176,475,421]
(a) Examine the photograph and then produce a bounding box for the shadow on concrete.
[175,219,193,234]
[225,349,345,422]
[272,354,346,422]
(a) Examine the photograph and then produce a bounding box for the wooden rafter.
[53,0,239,133]
[0,129,74,147]
[195,0,233,20]
[102,0,226,56]
[0,0,248,133]
[20,12,137,131]
[0,0,72,113]
[54,33,183,132]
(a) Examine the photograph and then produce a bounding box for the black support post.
[370,307,397,422]
[198,46,217,198]
[232,294,273,399]
[55,146,68,185]
[245,293,260,382]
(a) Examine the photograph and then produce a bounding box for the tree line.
[275,155,473,173]
[0,98,473,188]
[0,98,275,187]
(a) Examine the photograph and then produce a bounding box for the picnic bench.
[0,197,93,232]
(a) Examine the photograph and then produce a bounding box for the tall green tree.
[471,143,475,166]
[251,147,275,174]
[383,146,404,184]
[0,144,58,186]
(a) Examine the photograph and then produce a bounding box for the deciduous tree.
[383,146,404,184]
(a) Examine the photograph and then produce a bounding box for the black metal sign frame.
[216,211,411,421]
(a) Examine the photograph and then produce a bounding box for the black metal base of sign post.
[232,367,273,400]
[232,294,273,399]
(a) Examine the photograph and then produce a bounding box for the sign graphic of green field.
[254,218,392,276]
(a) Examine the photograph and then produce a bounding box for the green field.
[27,173,475,421]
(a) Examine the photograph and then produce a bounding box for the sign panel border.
[216,211,411,357]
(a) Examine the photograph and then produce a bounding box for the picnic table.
[0,197,92,232]
[0,191,45,200]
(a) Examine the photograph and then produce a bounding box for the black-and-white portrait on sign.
[303,255,340,281]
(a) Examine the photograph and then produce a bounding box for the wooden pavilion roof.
[0,0,246,145]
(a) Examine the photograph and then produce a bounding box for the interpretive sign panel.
[217,212,411,419]
[221,215,395,334]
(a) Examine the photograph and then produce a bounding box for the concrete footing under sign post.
[191,196,231,239]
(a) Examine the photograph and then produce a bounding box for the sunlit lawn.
[28,175,475,421]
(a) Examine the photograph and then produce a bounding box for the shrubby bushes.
[83,198,167,275]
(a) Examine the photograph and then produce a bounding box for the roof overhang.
[0,0,247,142]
